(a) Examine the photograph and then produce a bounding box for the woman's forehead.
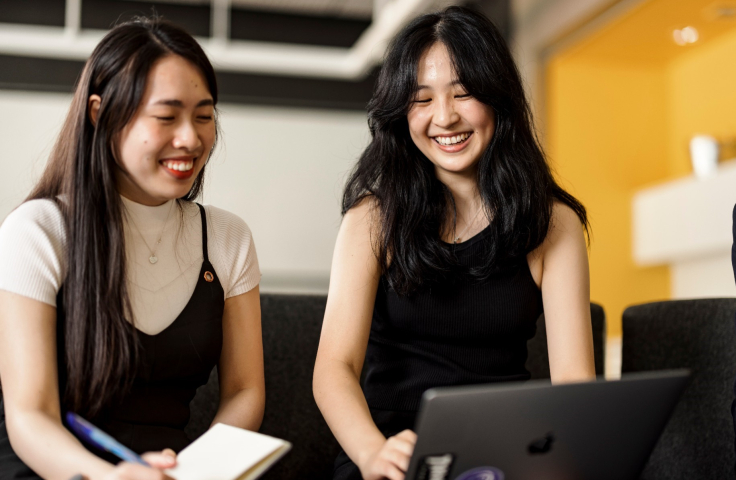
[415,43,460,86]
[142,55,213,105]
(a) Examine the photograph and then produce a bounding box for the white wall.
[0,90,370,294]
[206,104,369,293]
[0,91,70,218]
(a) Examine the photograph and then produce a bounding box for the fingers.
[108,462,174,480]
[140,449,177,469]
[384,439,411,470]
[395,429,418,444]
[361,431,418,480]
[380,431,417,478]
[381,462,406,480]
[384,445,411,472]
[388,430,416,457]
[161,448,177,458]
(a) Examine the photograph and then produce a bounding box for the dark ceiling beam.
[230,9,370,48]
[0,0,66,26]
[81,0,211,36]
[0,0,509,111]
[0,53,377,111]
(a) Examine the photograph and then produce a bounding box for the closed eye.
[412,98,431,104]
[156,116,175,121]
[455,94,471,99]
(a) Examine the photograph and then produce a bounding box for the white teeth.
[435,133,470,146]
[163,160,194,172]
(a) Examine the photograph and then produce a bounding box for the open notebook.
[166,423,291,480]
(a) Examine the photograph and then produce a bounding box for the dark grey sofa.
[621,298,736,479]
[186,294,337,480]
[186,295,606,479]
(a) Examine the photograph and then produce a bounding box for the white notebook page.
[167,423,290,480]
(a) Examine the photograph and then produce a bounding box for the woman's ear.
[88,94,101,126]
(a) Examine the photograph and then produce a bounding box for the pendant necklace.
[454,204,484,244]
[128,201,174,265]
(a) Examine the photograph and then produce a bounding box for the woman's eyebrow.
[152,99,214,107]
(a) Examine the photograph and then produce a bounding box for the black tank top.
[363,226,543,415]
[0,204,224,477]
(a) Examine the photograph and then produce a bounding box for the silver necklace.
[127,201,174,264]
[454,204,484,244]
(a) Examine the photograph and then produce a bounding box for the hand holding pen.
[66,413,177,480]
[102,453,176,480]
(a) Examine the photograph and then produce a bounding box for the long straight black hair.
[343,6,588,296]
[26,17,218,416]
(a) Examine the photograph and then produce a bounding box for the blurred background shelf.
[633,159,736,298]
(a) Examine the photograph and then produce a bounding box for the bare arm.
[313,201,415,480]
[212,286,265,431]
[0,291,114,480]
[531,203,596,383]
[0,291,179,480]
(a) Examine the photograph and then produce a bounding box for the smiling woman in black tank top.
[0,18,263,480]
[313,7,596,480]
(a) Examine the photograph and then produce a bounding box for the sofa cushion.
[622,298,736,479]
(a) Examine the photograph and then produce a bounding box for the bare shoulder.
[341,196,381,248]
[343,196,379,229]
[545,201,586,246]
[332,196,382,283]
[529,202,586,282]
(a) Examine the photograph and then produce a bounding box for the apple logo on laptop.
[527,433,555,454]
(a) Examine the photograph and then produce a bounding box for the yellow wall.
[545,0,736,337]
[546,59,671,336]
[668,27,736,176]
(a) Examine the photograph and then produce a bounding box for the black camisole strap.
[196,203,211,264]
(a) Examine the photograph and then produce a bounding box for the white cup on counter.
[689,135,719,179]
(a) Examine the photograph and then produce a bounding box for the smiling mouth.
[161,159,194,171]
[433,132,472,146]
[160,158,196,179]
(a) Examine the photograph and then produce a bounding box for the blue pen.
[65,412,150,466]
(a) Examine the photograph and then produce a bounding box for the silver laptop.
[406,370,689,480]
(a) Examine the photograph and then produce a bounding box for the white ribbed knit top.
[0,197,260,335]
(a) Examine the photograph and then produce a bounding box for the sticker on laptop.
[415,453,455,480]
[454,467,505,480]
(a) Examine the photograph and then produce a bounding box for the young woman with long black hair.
[0,18,264,479]
[313,7,595,480]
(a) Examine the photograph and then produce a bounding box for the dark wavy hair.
[342,6,588,296]
[26,17,218,416]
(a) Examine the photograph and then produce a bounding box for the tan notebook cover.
[166,423,291,480]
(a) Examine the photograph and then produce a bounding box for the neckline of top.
[441,223,492,251]
[121,196,178,225]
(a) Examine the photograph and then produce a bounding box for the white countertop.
[633,159,736,266]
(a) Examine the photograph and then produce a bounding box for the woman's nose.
[172,121,202,151]
[433,98,460,128]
